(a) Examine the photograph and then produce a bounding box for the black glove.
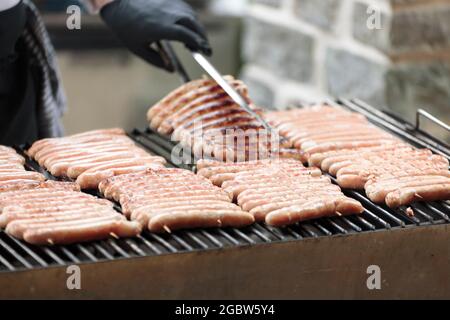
[100,0,211,71]
[0,0,27,59]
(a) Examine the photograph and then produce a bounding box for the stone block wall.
[241,0,450,139]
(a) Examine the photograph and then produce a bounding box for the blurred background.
[35,0,449,142]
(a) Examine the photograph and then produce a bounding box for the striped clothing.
[22,0,67,138]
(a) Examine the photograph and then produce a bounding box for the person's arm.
[84,0,211,71]
[0,0,26,59]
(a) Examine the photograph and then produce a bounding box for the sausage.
[336,160,449,179]
[44,146,146,170]
[0,163,25,170]
[5,211,120,238]
[130,202,241,226]
[385,184,450,208]
[297,132,392,149]
[265,201,337,227]
[150,77,238,130]
[38,142,137,167]
[207,166,320,186]
[148,209,254,233]
[106,181,216,201]
[197,160,308,179]
[250,195,362,221]
[66,156,165,179]
[307,142,405,167]
[242,191,344,213]
[22,220,142,245]
[0,172,45,183]
[33,138,134,163]
[175,103,256,134]
[0,205,114,227]
[100,179,211,199]
[329,155,437,177]
[28,129,127,157]
[223,174,329,190]
[365,171,450,186]
[121,195,232,216]
[148,78,228,127]
[319,146,419,171]
[236,184,341,204]
[161,81,247,134]
[303,140,395,156]
[0,180,43,193]
[287,124,379,140]
[366,176,450,203]
[0,189,96,202]
[300,136,396,152]
[76,164,164,189]
[223,178,331,200]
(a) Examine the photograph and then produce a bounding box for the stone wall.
[241,0,450,140]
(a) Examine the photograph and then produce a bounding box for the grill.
[0,99,449,299]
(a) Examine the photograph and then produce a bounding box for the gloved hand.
[100,0,211,71]
[0,0,26,58]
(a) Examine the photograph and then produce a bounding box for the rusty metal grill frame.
[0,100,449,274]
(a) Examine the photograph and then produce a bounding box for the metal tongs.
[156,41,274,133]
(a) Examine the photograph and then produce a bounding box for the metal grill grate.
[0,100,449,273]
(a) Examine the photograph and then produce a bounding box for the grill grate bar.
[93,243,114,260]
[263,224,290,240]
[257,223,286,240]
[341,217,362,232]
[248,225,272,242]
[136,235,162,255]
[410,205,437,224]
[183,231,209,249]
[353,216,375,231]
[398,207,421,225]
[0,253,15,271]
[231,228,256,244]
[8,237,48,267]
[326,219,348,234]
[124,239,147,256]
[313,221,332,236]
[299,224,319,237]
[217,229,241,245]
[425,203,450,222]
[326,175,395,228]
[107,239,130,258]
[362,210,391,229]
[442,202,450,211]
[171,234,194,251]
[75,244,97,261]
[60,247,80,264]
[0,238,32,269]
[346,191,404,227]
[285,227,303,239]
[375,207,406,227]
[42,247,65,265]
[147,233,178,253]
[200,230,224,248]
